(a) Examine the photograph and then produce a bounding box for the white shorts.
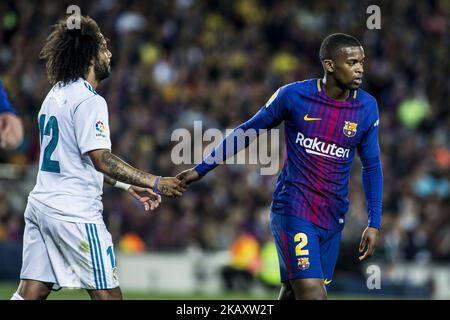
[20,201,120,290]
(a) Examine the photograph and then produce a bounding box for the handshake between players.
[124,167,198,212]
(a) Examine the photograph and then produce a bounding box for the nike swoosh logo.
[304,114,322,121]
[323,279,332,285]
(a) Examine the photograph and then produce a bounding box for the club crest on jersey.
[297,257,310,270]
[95,120,106,138]
[343,121,357,137]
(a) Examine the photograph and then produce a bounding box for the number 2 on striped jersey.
[294,233,309,256]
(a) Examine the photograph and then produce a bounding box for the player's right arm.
[177,86,290,184]
[103,174,162,211]
[103,174,117,186]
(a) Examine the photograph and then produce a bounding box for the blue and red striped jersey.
[196,78,382,231]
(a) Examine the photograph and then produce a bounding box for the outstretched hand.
[127,185,162,211]
[157,177,187,197]
[358,227,380,261]
[176,168,202,185]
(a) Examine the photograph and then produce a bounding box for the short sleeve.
[73,95,112,155]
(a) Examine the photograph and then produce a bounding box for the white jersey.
[29,78,111,223]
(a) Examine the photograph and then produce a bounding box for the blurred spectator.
[0,192,21,242]
[221,232,261,292]
[258,241,281,290]
[119,232,147,254]
[0,81,23,150]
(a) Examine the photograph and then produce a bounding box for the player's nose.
[355,63,363,75]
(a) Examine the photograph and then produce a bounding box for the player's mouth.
[353,77,362,85]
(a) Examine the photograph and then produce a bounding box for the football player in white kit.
[11,16,186,300]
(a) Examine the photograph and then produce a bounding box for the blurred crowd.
[0,0,449,273]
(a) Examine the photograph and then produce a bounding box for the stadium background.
[0,0,449,299]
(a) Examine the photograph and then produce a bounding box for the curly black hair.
[39,16,105,85]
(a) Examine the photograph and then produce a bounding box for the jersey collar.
[316,79,358,100]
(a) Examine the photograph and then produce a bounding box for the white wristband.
[115,181,131,190]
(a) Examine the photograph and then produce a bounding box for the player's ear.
[323,59,334,73]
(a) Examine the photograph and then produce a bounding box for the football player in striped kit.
[177,33,382,300]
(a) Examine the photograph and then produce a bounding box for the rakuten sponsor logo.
[295,133,350,159]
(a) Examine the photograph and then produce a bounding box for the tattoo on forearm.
[100,151,152,188]
[159,185,169,195]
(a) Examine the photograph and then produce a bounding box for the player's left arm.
[357,99,383,261]
[103,174,162,211]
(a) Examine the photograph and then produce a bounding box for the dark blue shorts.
[270,212,341,287]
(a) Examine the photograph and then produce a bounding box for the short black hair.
[39,16,105,85]
[319,33,362,61]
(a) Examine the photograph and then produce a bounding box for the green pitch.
[0,282,397,300]
[0,282,277,300]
